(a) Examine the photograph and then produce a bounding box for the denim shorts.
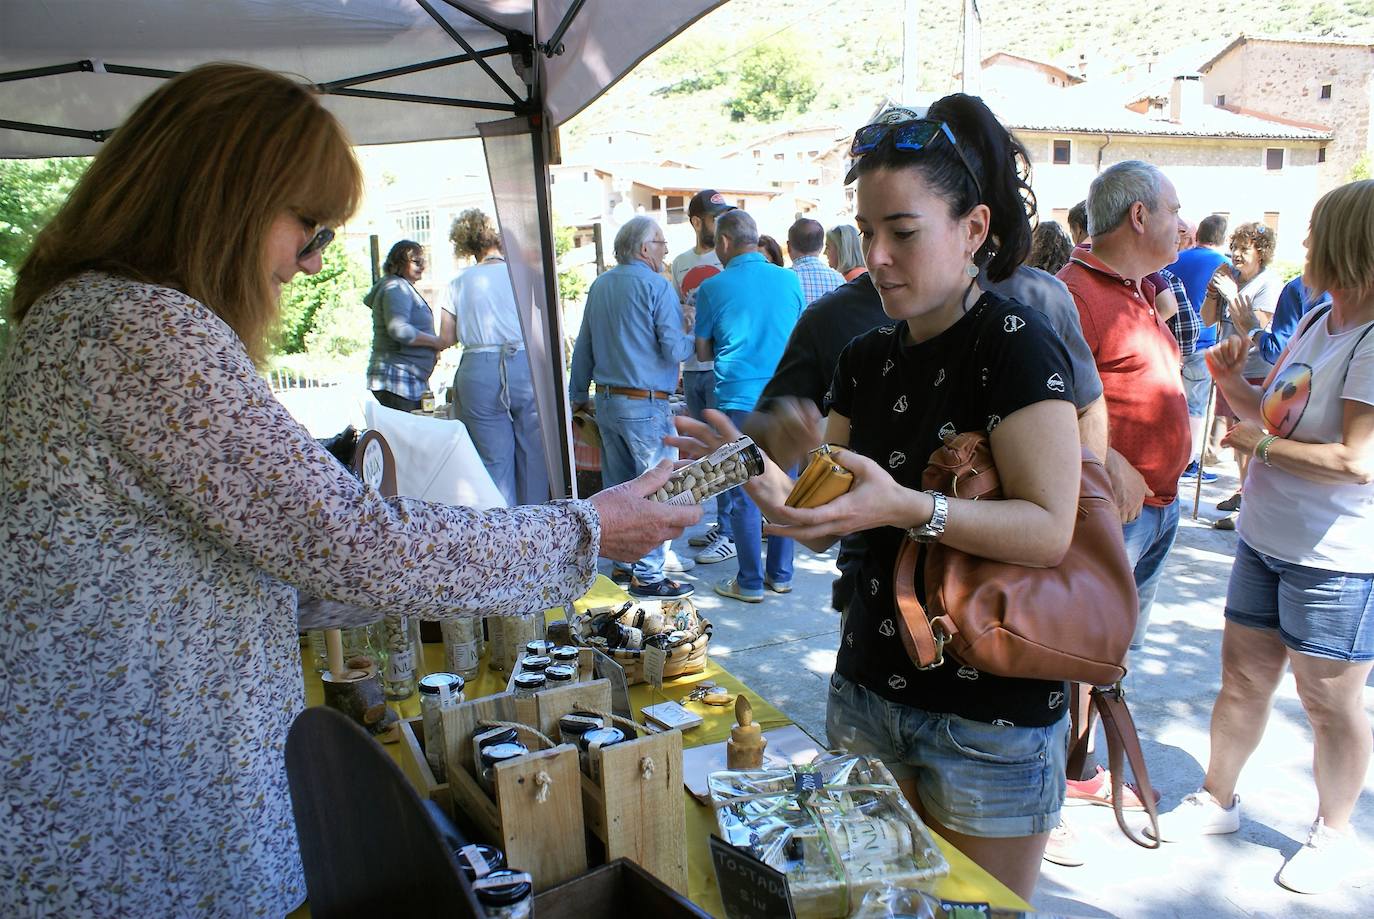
[825,672,1067,838]
[1181,350,1211,417]
[1225,539,1374,661]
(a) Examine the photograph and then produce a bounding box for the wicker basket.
[573,598,711,685]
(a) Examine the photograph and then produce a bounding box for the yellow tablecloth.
[295,578,1031,916]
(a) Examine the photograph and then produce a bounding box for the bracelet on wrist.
[1254,434,1279,467]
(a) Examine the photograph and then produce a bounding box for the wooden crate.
[438,692,587,891]
[536,681,688,894]
[395,715,450,813]
[533,858,710,919]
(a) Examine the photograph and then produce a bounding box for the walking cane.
[1192,380,1217,521]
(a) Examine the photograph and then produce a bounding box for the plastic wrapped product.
[650,436,764,506]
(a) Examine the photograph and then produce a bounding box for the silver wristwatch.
[907,490,948,543]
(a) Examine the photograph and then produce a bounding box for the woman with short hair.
[825,223,867,280]
[1154,181,1374,895]
[365,238,447,411]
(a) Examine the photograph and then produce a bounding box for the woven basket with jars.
[572,598,712,684]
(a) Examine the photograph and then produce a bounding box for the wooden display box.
[531,680,688,894]
[533,858,711,919]
[396,715,451,814]
[503,647,597,725]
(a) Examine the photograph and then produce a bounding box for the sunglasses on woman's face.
[297,226,334,260]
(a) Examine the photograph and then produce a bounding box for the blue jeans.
[595,391,674,583]
[826,672,1067,838]
[724,409,793,590]
[454,349,549,507]
[1225,539,1374,661]
[1121,500,1181,650]
[683,370,730,538]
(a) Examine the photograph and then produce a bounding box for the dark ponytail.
[850,94,1036,283]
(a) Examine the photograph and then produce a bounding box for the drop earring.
[965,261,979,279]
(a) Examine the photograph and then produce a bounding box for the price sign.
[641,645,667,689]
[708,835,796,919]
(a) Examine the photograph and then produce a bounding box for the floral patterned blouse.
[0,273,601,917]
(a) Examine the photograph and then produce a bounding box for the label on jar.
[385,646,416,681]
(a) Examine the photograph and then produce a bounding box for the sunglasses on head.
[848,118,984,202]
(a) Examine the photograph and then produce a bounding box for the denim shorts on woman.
[1225,539,1374,661]
[825,672,1067,838]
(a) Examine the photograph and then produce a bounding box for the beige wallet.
[784,444,855,509]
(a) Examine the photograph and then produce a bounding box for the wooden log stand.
[320,628,396,737]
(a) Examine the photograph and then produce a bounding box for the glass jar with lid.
[479,742,530,797]
[380,613,422,700]
[511,672,545,698]
[418,672,465,781]
[472,868,533,919]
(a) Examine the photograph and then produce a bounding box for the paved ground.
[647,463,1374,919]
[282,389,1373,916]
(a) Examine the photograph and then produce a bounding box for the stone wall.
[1018,131,1323,260]
[1203,40,1373,189]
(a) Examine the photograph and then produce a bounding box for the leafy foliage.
[725,40,818,123]
[1350,152,1371,181]
[0,158,89,349]
[554,218,588,304]
[652,39,730,96]
[272,244,371,354]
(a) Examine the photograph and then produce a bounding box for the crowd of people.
[3,59,1370,917]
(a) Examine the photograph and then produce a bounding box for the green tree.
[272,243,371,354]
[725,40,818,123]
[554,218,588,304]
[1350,152,1372,182]
[653,39,730,96]
[0,158,89,349]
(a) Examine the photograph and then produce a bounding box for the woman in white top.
[1154,181,1374,895]
[442,209,549,506]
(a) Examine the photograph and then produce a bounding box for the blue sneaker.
[1180,461,1218,484]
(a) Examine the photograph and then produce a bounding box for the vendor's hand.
[589,460,701,562]
[758,447,920,542]
[1105,449,1153,523]
[1221,419,1266,457]
[666,408,743,461]
[1205,334,1249,379]
[741,397,824,470]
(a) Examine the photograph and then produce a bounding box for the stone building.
[1199,35,1374,189]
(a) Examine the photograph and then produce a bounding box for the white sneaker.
[1149,790,1240,842]
[694,533,736,564]
[1277,819,1369,894]
[663,548,695,573]
[688,523,721,548]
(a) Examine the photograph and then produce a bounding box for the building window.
[398,208,431,249]
[808,150,819,157]
[1265,148,1284,171]
[1216,94,1226,107]
[1263,212,1280,234]
[1320,83,1332,100]
[550,173,556,185]
[774,153,785,160]
[1318,146,1327,163]
[1052,139,1072,165]
[582,171,589,182]
[753,149,762,160]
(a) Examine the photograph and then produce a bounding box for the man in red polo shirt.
[1059,160,1191,653]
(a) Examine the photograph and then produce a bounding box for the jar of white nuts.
[650,436,764,506]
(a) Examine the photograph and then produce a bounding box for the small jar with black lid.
[418,672,465,781]
[551,645,579,664]
[519,655,551,673]
[456,843,506,882]
[472,868,533,919]
[524,639,555,657]
[544,663,576,686]
[578,726,628,782]
[558,712,604,745]
[479,742,530,797]
[512,671,545,698]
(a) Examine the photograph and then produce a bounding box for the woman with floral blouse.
[0,63,696,918]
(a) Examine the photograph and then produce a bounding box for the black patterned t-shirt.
[825,291,1076,727]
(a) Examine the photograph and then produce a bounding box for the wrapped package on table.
[709,754,949,918]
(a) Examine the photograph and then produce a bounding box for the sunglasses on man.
[847,118,984,202]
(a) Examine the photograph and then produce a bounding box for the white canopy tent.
[0,0,725,497]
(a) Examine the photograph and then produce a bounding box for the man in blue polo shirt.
[694,209,805,603]
[1167,214,1231,478]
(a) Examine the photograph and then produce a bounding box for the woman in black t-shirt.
[671,95,1081,899]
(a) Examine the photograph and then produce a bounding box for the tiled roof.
[1199,33,1374,73]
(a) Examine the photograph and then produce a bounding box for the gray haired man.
[569,216,695,600]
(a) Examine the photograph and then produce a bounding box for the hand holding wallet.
[784,443,855,509]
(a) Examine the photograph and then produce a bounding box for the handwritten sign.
[708,835,796,919]
[641,645,667,689]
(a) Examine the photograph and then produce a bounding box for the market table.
[291,578,1032,917]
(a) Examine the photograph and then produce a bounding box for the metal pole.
[369,235,381,286]
[593,222,605,275]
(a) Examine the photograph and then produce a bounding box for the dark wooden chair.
[285,706,482,918]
